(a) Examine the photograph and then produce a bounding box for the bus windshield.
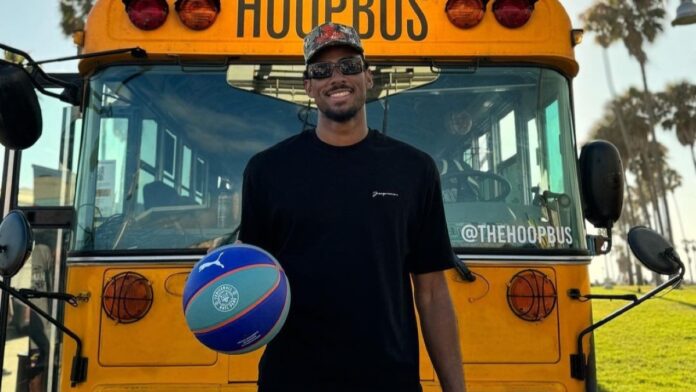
[73,64,586,254]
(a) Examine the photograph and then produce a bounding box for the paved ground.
[2,335,29,392]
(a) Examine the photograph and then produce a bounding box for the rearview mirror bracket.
[586,229,613,255]
[0,280,88,385]
[569,248,684,380]
[1,43,82,106]
[1,43,146,106]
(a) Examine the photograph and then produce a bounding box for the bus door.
[1,76,82,392]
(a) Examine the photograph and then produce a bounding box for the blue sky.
[2,0,695,281]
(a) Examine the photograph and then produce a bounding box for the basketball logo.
[212,284,239,312]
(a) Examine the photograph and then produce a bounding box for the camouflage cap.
[303,22,364,64]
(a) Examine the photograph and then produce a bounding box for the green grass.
[590,285,696,392]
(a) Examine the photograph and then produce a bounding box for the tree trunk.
[624,183,638,286]
[639,60,674,250]
[639,154,663,232]
[691,143,696,175]
[627,183,645,285]
[634,259,644,286]
[602,49,653,227]
[625,244,635,286]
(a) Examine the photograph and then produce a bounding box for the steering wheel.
[441,170,511,202]
[92,213,125,249]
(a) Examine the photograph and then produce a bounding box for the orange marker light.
[445,0,488,29]
[102,272,154,323]
[506,269,557,322]
[176,0,220,31]
[571,29,585,47]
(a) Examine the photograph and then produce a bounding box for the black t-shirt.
[239,129,457,392]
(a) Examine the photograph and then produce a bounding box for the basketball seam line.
[192,270,284,334]
[183,263,278,310]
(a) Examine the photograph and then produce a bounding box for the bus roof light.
[571,29,584,47]
[493,0,537,29]
[175,0,220,31]
[123,0,169,31]
[445,0,489,29]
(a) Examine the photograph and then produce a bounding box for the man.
[437,109,480,203]
[239,22,466,392]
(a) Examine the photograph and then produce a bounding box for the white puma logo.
[199,252,225,272]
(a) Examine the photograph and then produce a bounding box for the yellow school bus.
[3,0,665,391]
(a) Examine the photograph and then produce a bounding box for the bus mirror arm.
[16,288,83,307]
[587,227,613,255]
[569,263,685,380]
[567,288,637,302]
[0,42,146,106]
[0,280,88,386]
[454,259,476,282]
[0,43,82,105]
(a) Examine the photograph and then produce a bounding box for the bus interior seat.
[142,181,188,210]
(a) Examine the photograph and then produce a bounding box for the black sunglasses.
[306,57,365,79]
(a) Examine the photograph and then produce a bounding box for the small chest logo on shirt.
[372,191,399,198]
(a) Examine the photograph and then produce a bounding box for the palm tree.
[591,88,661,229]
[596,35,658,236]
[582,0,675,243]
[658,82,696,174]
[59,0,95,37]
[623,183,644,285]
[633,140,672,233]
[613,244,633,284]
[634,141,679,285]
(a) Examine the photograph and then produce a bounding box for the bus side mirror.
[0,210,33,279]
[578,140,624,229]
[628,226,683,276]
[0,61,42,149]
[0,209,89,385]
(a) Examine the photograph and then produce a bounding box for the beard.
[318,84,363,123]
[322,104,361,123]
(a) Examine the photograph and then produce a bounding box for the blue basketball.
[183,244,290,354]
